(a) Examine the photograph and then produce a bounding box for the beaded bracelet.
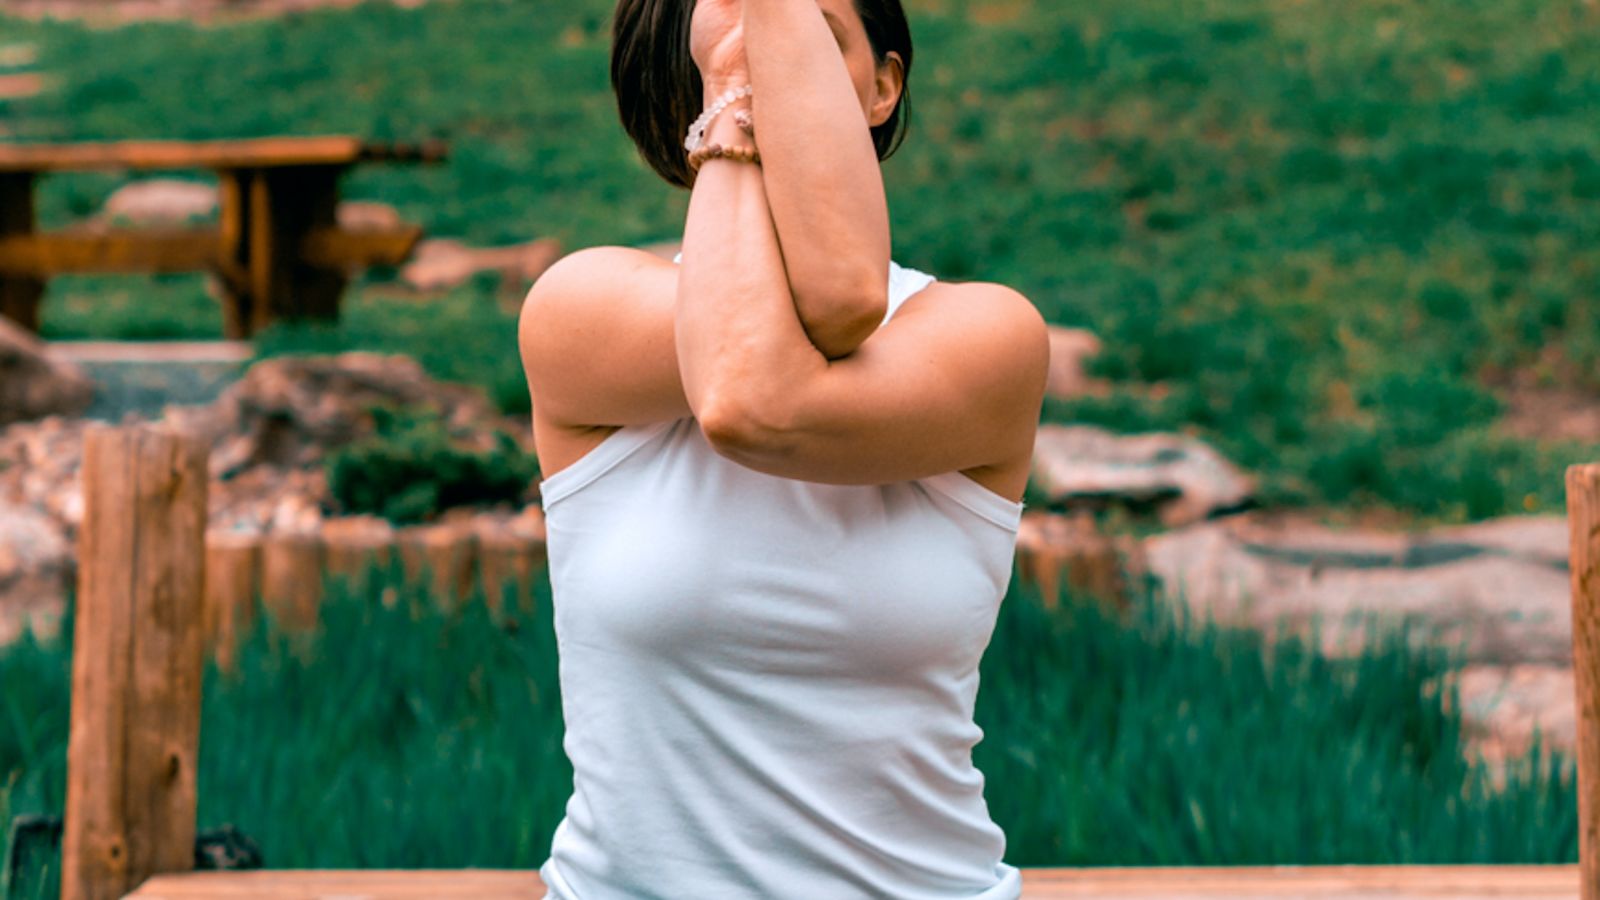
[688,141,761,172]
[685,84,753,153]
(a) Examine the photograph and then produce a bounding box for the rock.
[399,237,564,293]
[0,317,96,426]
[157,352,536,531]
[1493,375,1600,444]
[0,416,91,537]
[1144,512,1572,665]
[1450,664,1575,764]
[1030,424,1254,526]
[0,72,45,100]
[0,353,545,648]
[0,500,71,646]
[98,178,217,226]
[162,352,511,479]
[337,200,403,232]
[1045,327,1107,400]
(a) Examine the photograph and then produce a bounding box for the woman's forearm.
[744,0,891,358]
[677,106,829,440]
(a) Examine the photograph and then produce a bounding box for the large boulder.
[400,238,563,294]
[0,318,95,426]
[159,352,533,531]
[1145,513,1571,665]
[1031,424,1254,526]
[163,352,520,477]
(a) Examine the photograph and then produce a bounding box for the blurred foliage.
[325,404,538,525]
[6,0,1600,518]
[0,568,1576,893]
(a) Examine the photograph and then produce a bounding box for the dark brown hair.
[611,0,914,189]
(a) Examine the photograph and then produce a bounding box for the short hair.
[610,0,914,189]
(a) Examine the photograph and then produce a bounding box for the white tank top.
[536,258,1025,899]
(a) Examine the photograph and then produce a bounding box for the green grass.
[0,565,1575,895]
[8,0,1600,519]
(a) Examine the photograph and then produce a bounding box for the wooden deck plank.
[126,866,1578,899]
[127,870,544,899]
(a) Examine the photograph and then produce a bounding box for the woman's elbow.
[795,280,888,358]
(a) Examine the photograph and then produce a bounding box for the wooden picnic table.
[0,135,447,338]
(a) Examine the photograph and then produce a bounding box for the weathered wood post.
[203,529,261,676]
[398,522,478,614]
[261,530,323,632]
[62,424,208,900]
[1569,463,1600,900]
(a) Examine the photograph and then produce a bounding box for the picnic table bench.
[0,135,447,338]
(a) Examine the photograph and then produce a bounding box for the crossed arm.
[678,0,1045,483]
[521,0,1048,487]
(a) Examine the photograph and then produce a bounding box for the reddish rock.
[1045,327,1107,400]
[1031,424,1254,526]
[400,237,563,293]
[1145,512,1571,665]
[0,317,95,426]
[98,178,217,226]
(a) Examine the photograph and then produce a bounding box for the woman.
[518,0,1048,895]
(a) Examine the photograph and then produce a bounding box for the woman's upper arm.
[704,281,1050,485]
[517,246,692,429]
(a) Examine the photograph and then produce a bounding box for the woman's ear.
[867,51,905,128]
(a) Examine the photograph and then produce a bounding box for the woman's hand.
[690,0,749,95]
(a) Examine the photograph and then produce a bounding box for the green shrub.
[325,405,538,525]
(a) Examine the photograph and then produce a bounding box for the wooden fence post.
[203,529,261,676]
[62,424,208,900]
[398,522,477,613]
[1569,463,1600,900]
[261,531,323,632]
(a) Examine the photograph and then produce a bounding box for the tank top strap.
[669,251,936,327]
[884,260,936,325]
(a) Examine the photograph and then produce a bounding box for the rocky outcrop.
[1030,424,1255,526]
[4,351,535,540]
[1144,513,1570,665]
[399,238,563,294]
[0,317,95,426]
[163,352,520,474]
[0,351,544,647]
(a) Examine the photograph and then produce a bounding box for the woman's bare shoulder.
[519,245,692,435]
[529,245,677,301]
[895,276,1043,328]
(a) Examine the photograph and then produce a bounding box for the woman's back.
[537,261,1025,900]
